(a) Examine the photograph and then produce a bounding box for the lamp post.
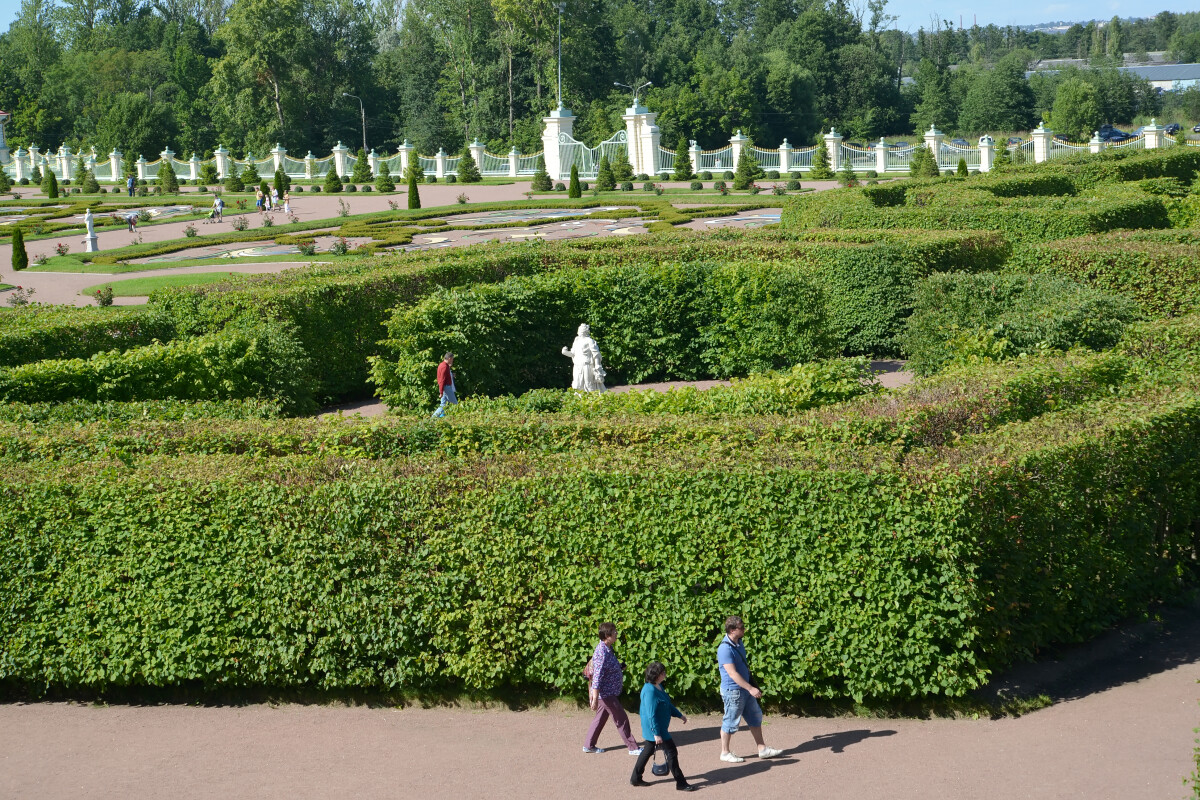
[342,92,367,153]
[555,1,566,111]
[614,80,652,109]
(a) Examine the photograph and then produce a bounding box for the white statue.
[84,208,95,236]
[561,323,607,392]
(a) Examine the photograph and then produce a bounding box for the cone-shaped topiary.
[259,179,271,202]
[225,172,244,192]
[240,159,259,188]
[909,145,940,178]
[30,163,42,184]
[0,169,11,193]
[596,156,616,191]
[956,158,968,177]
[42,170,59,199]
[351,148,373,184]
[672,137,694,181]
[323,169,344,193]
[407,168,421,209]
[809,139,834,179]
[612,145,633,181]
[568,164,581,198]
[157,161,179,193]
[405,149,424,183]
[11,226,27,271]
[200,162,220,185]
[274,168,290,198]
[81,169,100,194]
[531,155,553,191]
[458,145,482,183]
[837,156,858,187]
[733,146,763,190]
[375,160,395,192]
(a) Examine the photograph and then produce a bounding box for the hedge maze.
[2,146,1199,703]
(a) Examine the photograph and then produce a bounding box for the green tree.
[200,163,220,186]
[407,168,420,209]
[957,54,1036,134]
[323,168,343,193]
[909,145,941,178]
[42,169,58,198]
[274,168,290,198]
[225,171,245,192]
[405,149,424,183]
[531,155,552,191]
[0,170,11,193]
[259,179,270,200]
[240,160,259,188]
[568,164,581,198]
[11,227,28,271]
[809,139,834,180]
[837,156,858,187]
[596,156,616,191]
[611,145,634,182]
[1050,78,1101,142]
[956,158,968,177]
[457,145,482,183]
[81,169,100,194]
[672,137,694,181]
[157,160,179,193]
[733,147,763,190]
[351,148,373,184]
[375,160,395,192]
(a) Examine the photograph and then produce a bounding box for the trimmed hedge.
[0,306,177,368]
[0,320,315,414]
[1009,230,1200,318]
[901,272,1140,375]
[0,399,284,424]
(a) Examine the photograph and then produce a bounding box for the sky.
[0,0,1197,37]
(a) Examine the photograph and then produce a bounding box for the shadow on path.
[678,727,897,787]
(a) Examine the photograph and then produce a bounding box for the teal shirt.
[639,682,684,741]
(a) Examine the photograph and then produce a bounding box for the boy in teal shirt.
[631,662,696,791]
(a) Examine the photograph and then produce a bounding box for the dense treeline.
[1,0,1197,160]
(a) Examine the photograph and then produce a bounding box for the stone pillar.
[542,106,575,181]
[469,139,486,174]
[86,149,97,176]
[621,104,660,177]
[1031,123,1052,164]
[214,146,229,179]
[109,150,122,184]
[159,148,175,179]
[1089,132,1104,155]
[28,144,39,175]
[397,141,413,178]
[509,147,519,178]
[136,155,148,181]
[923,125,944,171]
[12,148,26,182]
[875,138,889,174]
[823,129,843,171]
[332,141,350,179]
[189,153,201,181]
[435,148,447,179]
[729,130,748,172]
[978,136,995,172]
[59,146,73,181]
[271,143,286,172]
[1143,118,1164,149]
[689,140,702,176]
[304,152,315,180]
[367,149,380,178]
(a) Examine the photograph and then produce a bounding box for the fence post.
[397,140,412,177]
[469,139,486,175]
[1089,132,1104,155]
[1031,123,1052,164]
[543,106,575,180]
[332,142,349,179]
[303,152,314,180]
[368,148,380,177]
[778,139,792,174]
[1143,119,1164,149]
[271,143,286,173]
[509,146,519,178]
[136,155,148,181]
[923,125,944,171]
[978,136,994,172]
[189,153,200,181]
[214,145,229,179]
[729,130,748,171]
[28,144,39,175]
[434,148,446,179]
[158,148,174,178]
[622,103,660,176]
[59,146,73,181]
[12,148,25,182]
[823,129,843,172]
[875,138,889,174]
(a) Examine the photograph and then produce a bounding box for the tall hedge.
[0,306,177,368]
[11,227,27,271]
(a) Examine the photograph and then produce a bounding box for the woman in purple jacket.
[583,622,642,755]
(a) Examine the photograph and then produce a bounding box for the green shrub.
[200,163,220,186]
[157,161,179,193]
[733,148,764,190]
[836,158,857,188]
[240,162,259,188]
[351,149,373,184]
[908,146,940,178]
[956,158,968,177]
[323,169,344,194]
[901,272,1140,375]
[531,155,553,191]
[0,398,285,424]
[41,170,59,199]
[375,160,396,192]
[81,170,100,194]
[611,146,634,182]
[810,141,834,179]
[568,165,581,199]
[596,156,616,191]
[0,319,314,413]
[11,227,27,271]
[274,168,291,199]
[672,138,694,181]
[407,168,420,210]
[980,174,1077,198]
[457,147,482,184]
[224,173,245,193]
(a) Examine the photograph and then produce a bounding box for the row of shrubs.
[2,329,1197,700]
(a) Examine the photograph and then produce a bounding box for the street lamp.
[614,80,653,109]
[555,1,566,112]
[342,92,367,153]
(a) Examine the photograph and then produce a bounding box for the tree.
[909,145,940,178]
[809,139,834,179]
[611,146,634,182]
[956,54,1036,134]
[531,155,552,191]
[259,179,270,199]
[240,160,259,188]
[407,168,420,209]
[323,168,343,193]
[11,227,28,271]
[157,160,179,193]
[225,171,245,192]
[274,168,290,198]
[405,149,424,183]
[596,156,616,191]
[733,147,763,190]
[1049,78,1101,142]
[672,137,694,181]
[837,156,858,187]
[0,170,11,193]
[956,158,968,177]
[351,148,373,184]
[568,164,581,198]
[375,160,395,192]
[200,163,220,185]
[457,145,482,183]
[81,169,100,193]
[42,169,59,198]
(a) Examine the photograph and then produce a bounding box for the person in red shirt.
[433,352,456,418]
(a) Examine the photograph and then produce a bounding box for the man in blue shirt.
[717,615,783,763]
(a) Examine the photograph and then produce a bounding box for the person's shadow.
[790,728,897,754]
[677,727,897,787]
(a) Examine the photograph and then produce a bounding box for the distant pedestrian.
[717,616,782,763]
[126,212,137,233]
[583,622,641,756]
[212,195,224,222]
[127,175,135,197]
[431,352,457,418]
[255,188,264,212]
[271,186,280,210]
[283,190,291,216]
[630,662,694,791]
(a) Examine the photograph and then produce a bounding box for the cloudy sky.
[0,0,1195,39]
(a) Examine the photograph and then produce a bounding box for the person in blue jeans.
[631,662,695,791]
[126,175,135,197]
[718,615,783,763]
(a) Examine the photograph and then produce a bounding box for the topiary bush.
[531,155,553,191]
[375,160,396,192]
[157,162,180,194]
[700,171,713,180]
[41,170,59,199]
[809,141,834,180]
[351,149,373,184]
[457,146,482,183]
[323,170,344,193]
[11,227,28,271]
[596,156,616,191]
[690,181,703,191]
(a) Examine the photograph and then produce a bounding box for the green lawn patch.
[82,272,249,297]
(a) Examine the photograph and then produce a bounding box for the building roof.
[1024,63,1200,83]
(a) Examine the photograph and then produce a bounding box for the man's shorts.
[720,687,763,733]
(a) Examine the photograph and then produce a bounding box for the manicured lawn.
[81,271,248,297]
[0,283,13,291]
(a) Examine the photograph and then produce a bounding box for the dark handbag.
[651,749,670,777]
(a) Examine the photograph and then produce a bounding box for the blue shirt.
[717,635,750,692]
[639,682,684,741]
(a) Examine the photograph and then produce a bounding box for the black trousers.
[632,739,688,788]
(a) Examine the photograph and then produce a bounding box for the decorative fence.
[886,145,917,172]
[840,143,874,170]
[655,147,676,174]
[748,145,779,170]
[1047,138,1089,160]
[939,143,980,169]
[557,130,629,180]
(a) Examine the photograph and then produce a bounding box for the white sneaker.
[758,747,783,759]
[582,746,602,754]
[720,752,745,763]
[628,747,643,756]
